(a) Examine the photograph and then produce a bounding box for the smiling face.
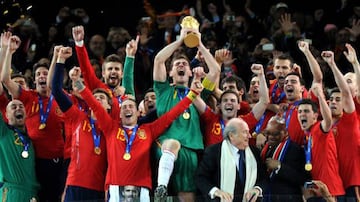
[169,57,192,86]
[263,117,287,146]
[102,61,123,88]
[144,91,156,113]
[219,91,240,120]
[120,99,139,126]
[34,66,49,95]
[284,74,303,103]
[6,100,26,128]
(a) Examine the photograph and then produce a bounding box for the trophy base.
[184,33,199,48]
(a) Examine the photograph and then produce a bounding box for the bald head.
[263,116,287,146]
[6,100,26,128]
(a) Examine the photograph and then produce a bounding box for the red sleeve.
[0,93,9,122]
[79,87,116,136]
[147,97,193,139]
[75,45,105,91]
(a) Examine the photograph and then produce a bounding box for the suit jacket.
[262,140,310,202]
[195,142,266,202]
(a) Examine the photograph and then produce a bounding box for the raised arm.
[72,25,103,90]
[122,35,139,97]
[197,39,221,85]
[0,32,10,95]
[47,45,64,89]
[153,28,188,82]
[52,47,74,112]
[322,51,355,113]
[250,64,270,120]
[191,67,208,114]
[1,34,21,98]
[212,48,231,99]
[312,83,332,132]
[298,41,323,84]
[344,43,360,102]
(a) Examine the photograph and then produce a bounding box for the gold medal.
[38,123,46,130]
[123,153,131,160]
[305,163,312,171]
[182,112,190,119]
[252,132,257,138]
[94,147,101,155]
[21,150,29,158]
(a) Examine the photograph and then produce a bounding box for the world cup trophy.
[180,16,200,48]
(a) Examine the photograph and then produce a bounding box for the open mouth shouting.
[299,117,308,129]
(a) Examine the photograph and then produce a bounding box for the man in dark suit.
[260,115,310,202]
[195,118,266,202]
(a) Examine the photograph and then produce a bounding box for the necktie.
[238,150,245,185]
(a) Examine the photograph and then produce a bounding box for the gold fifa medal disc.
[94,147,101,155]
[123,153,131,160]
[38,123,46,130]
[183,112,190,120]
[305,163,312,171]
[22,150,29,158]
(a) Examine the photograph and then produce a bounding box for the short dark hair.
[285,72,305,85]
[274,53,294,67]
[92,88,113,107]
[11,73,26,80]
[220,75,247,100]
[329,87,340,96]
[102,54,123,71]
[298,99,318,113]
[32,62,49,74]
[220,90,240,104]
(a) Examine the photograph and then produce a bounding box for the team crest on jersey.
[137,129,146,139]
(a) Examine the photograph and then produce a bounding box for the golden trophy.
[180,16,200,48]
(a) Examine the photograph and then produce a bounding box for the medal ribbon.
[176,87,189,113]
[123,125,138,154]
[14,128,29,153]
[38,94,54,125]
[255,112,266,134]
[89,117,101,150]
[219,118,225,137]
[304,131,312,169]
[284,100,301,129]
[271,83,286,104]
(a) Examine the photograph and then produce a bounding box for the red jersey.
[269,81,309,104]
[308,122,344,196]
[64,105,107,191]
[75,45,121,120]
[269,81,287,104]
[201,107,258,147]
[284,102,304,145]
[332,111,360,189]
[354,97,360,128]
[238,101,251,116]
[0,93,9,122]
[80,87,193,190]
[18,89,65,159]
